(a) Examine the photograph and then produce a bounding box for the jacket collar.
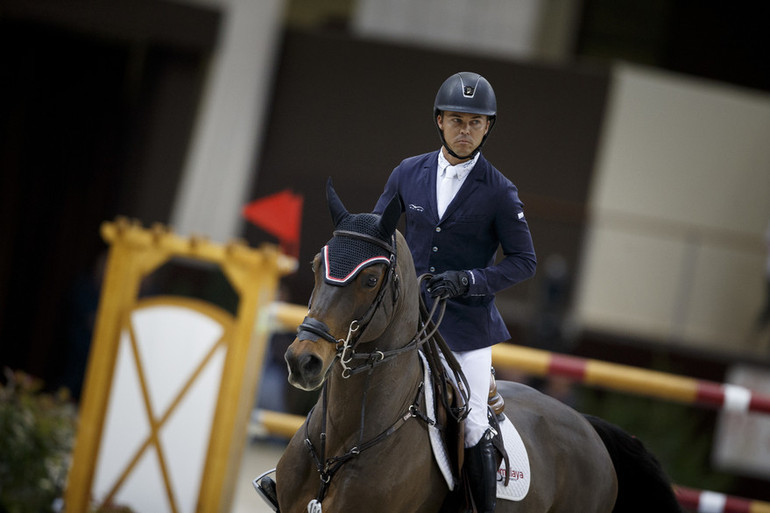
[425,150,487,223]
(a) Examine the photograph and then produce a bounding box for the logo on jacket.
[408,204,425,212]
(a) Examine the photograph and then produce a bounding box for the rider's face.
[437,111,490,163]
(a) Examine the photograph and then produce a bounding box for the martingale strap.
[301,286,470,505]
[299,272,471,507]
[304,376,427,503]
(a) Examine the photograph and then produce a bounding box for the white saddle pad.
[495,414,531,501]
[419,351,456,490]
[419,352,531,501]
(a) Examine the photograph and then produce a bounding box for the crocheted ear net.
[323,213,391,284]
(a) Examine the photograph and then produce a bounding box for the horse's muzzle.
[285,341,327,391]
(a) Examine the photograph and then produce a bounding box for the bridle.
[295,229,456,507]
[298,230,420,378]
[298,229,454,379]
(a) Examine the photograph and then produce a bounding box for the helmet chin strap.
[438,129,487,161]
[435,116,495,162]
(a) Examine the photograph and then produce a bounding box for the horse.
[266,180,682,513]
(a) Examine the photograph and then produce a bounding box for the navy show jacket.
[373,150,536,352]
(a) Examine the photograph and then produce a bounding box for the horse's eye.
[366,276,378,288]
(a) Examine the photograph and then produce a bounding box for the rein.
[298,229,471,507]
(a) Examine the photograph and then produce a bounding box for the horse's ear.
[326,177,348,226]
[378,193,402,238]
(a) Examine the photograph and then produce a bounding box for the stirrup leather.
[488,367,504,417]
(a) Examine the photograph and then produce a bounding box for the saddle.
[488,369,505,418]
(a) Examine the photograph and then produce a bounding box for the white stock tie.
[437,166,460,219]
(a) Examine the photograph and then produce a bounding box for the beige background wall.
[575,64,770,356]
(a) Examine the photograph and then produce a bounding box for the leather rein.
[296,230,461,505]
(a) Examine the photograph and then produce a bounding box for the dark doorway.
[0,0,220,392]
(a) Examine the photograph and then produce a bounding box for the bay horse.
[266,180,682,513]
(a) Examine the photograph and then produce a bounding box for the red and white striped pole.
[491,344,770,415]
[270,305,770,415]
[676,486,770,513]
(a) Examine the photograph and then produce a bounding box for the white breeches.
[443,346,492,447]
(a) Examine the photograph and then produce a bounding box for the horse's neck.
[323,341,422,447]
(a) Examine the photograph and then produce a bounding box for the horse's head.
[285,179,413,391]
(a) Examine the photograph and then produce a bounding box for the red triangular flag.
[242,189,303,257]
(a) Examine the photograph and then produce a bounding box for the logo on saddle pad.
[494,417,531,501]
[498,468,526,482]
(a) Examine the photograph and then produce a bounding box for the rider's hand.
[427,271,470,299]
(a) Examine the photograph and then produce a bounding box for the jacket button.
[429,266,436,272]
[435,227,441,232]
[432,246,438,252]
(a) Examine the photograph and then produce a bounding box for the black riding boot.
[464,431,497,513]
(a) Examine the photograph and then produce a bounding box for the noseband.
[297,230,404,377]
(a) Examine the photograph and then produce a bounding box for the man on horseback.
[374,71,537,512]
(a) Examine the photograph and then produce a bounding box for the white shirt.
[436,149,479,219]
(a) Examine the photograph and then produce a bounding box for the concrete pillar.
[171,0,286,242]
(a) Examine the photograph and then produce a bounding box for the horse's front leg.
[275,431,321,513]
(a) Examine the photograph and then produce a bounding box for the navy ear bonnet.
[323,178,401,285]
[323,212,392,285]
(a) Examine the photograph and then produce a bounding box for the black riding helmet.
[434,71,497,160]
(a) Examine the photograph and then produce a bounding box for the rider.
[373,72,537,512]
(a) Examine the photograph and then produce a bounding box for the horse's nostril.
[300,353,322,377]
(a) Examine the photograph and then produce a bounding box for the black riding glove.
[428,270,470,299]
